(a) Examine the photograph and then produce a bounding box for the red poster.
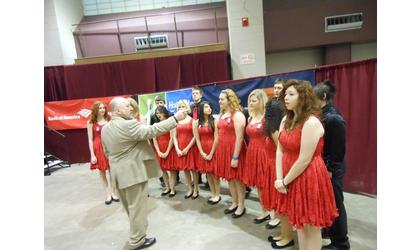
[44,96,128,130]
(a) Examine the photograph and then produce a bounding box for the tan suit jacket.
[101,116,177,189]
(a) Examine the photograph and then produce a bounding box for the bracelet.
[232,155,239,160]
[282,179,288,191]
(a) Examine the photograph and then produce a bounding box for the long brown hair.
[279,79,320,130]
[220,89,243,116]
[88,101,111,124]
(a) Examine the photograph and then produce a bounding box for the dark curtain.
[315,59,377,194]
[44,66,67,102]
[44,50,229,164]
[44,50,228,101]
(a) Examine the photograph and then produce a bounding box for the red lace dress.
[90,123,109,171]
[155,132,176,171]
[260,136,284,210]
[214,112,247,181]
[274,124,338,228]
[173,119,197,171]
[195,124,216,174]
[242,119,268,188]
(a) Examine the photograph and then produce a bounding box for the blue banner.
[202,70,316,113]
[165,88,193,114]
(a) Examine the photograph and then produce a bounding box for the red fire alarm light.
[242,17,249,27]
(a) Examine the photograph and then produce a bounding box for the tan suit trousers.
[118,181,149,250]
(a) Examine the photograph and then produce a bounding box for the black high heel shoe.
[254,214,271,224]
[191,192,199,200]
[105,197,112,205]
[161,189,171,196]
[111,196,120,202]
[231,208,246,218]
[184,191,193,199]
[168,191,177,198]
[271,240,294,249]
[267,235,281,243]
[265,220,280,229]
[209,196,221,205]
[224,206,238,214]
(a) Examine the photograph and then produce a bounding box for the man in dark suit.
[314,80,350,250]
[190,86,206,186]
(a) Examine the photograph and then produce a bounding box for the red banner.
[44,96,128,130]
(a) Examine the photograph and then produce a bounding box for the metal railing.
[72,6,225,58]
[44,124,70,165]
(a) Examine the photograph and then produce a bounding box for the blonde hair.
[127,97,139,117]
[176,99,191,113]
[220,89,242,115]
[248,89,267,117]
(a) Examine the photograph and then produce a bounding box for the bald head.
[110,97,133,119]
[109,97,127,111]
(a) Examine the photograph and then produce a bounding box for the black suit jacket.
[321,104,346,178]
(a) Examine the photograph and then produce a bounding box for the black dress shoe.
[161,189,171,196]
[265,220,280,229]
[184,191,193,199]
[112,196,120,202]
[105,198,112,205]
[191,192,199,200]
[133,237,156,250]
[267,235,281,242]
[254,214,271,224]
[224,206,238,214]
[271,240,294,249]
[209,196,221,205]
[168,191,177,198]
[232,208,246,218]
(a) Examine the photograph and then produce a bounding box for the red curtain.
[44,50,228,102]
[44,66,67,101]
[44,50,229,164]
[316,59,377,194]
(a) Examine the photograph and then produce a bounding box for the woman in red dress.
[192,101,221,204]
[172,100,199,199]
[242,89,271,223]
[152,106,176,196]
[214,89,247,218]
[273,80,338,250]
[127,97,146,124]
[262,99,294,249]
[87,101,119,205]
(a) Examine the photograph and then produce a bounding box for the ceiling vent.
[325,13,363,32]
[134,35,168,51]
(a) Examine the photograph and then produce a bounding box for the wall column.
[226,0,266,79]
[44,0,83,66]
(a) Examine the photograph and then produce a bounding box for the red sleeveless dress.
[214,112,247,181]
[155,131,176,171]
[195,123,216,173]
[242,118,268,188]
[174,119,197,171]
[274,124,338,229]
[90,123,109,171]
[260,136,284,210]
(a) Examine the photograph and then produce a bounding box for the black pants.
[328,174,350,250]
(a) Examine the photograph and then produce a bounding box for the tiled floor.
[45,163,376,250]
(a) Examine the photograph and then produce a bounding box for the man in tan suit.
[101,97,187,250]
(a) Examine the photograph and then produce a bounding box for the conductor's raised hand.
[174,108,188,122]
